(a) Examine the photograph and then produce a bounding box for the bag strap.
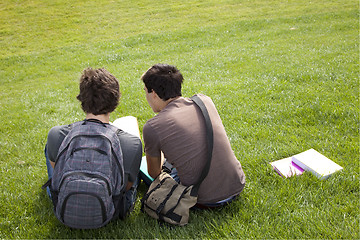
[190,95,214,196]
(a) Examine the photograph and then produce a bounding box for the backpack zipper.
[71,147,107,156]
[59,172,111,196]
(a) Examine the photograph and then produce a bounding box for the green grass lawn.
[0,0,358,238]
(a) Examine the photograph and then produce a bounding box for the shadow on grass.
[31,179,245,239]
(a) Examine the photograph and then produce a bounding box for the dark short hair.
[141,64,183,101]
[77,68,120,115]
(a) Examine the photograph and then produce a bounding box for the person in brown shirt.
[141,64,245,207]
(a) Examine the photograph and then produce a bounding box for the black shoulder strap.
[190,95,214,196]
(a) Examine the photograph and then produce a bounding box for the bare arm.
[146,153,164,179]
[125,181,133,191]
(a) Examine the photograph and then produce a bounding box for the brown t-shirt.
[143,94,245,204]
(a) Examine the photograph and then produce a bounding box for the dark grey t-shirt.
[46,120,142,183]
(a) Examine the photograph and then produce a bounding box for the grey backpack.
[50,120,126,229]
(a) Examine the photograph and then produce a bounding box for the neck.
[85,113,110,123]
[159,96,180,112]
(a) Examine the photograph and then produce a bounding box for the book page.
[111,116,141,139]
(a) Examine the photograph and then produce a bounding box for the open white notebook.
[111,116,141,139]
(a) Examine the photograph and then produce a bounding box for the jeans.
[168,166,238,209]
[169,167,237,209]
[124,175,139,213]
[45,147,53,198]
[44,147,138,215]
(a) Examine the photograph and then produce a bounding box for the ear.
[151,90,160,99]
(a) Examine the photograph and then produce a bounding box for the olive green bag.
[141,95,214,226]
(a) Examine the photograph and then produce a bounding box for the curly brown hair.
[77,68,120,115]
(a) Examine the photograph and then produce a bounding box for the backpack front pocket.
[56,173,114,229]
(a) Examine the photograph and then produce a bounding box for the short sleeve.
[46,124,71,162]
[117,130,142,183]
[143,122,162,158]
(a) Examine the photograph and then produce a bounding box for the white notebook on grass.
[292,149,343,180]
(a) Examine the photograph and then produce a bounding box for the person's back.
[50,120,125,229]
[143,94,245,203]
[141,64,245,207]
[44,68,142,228]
